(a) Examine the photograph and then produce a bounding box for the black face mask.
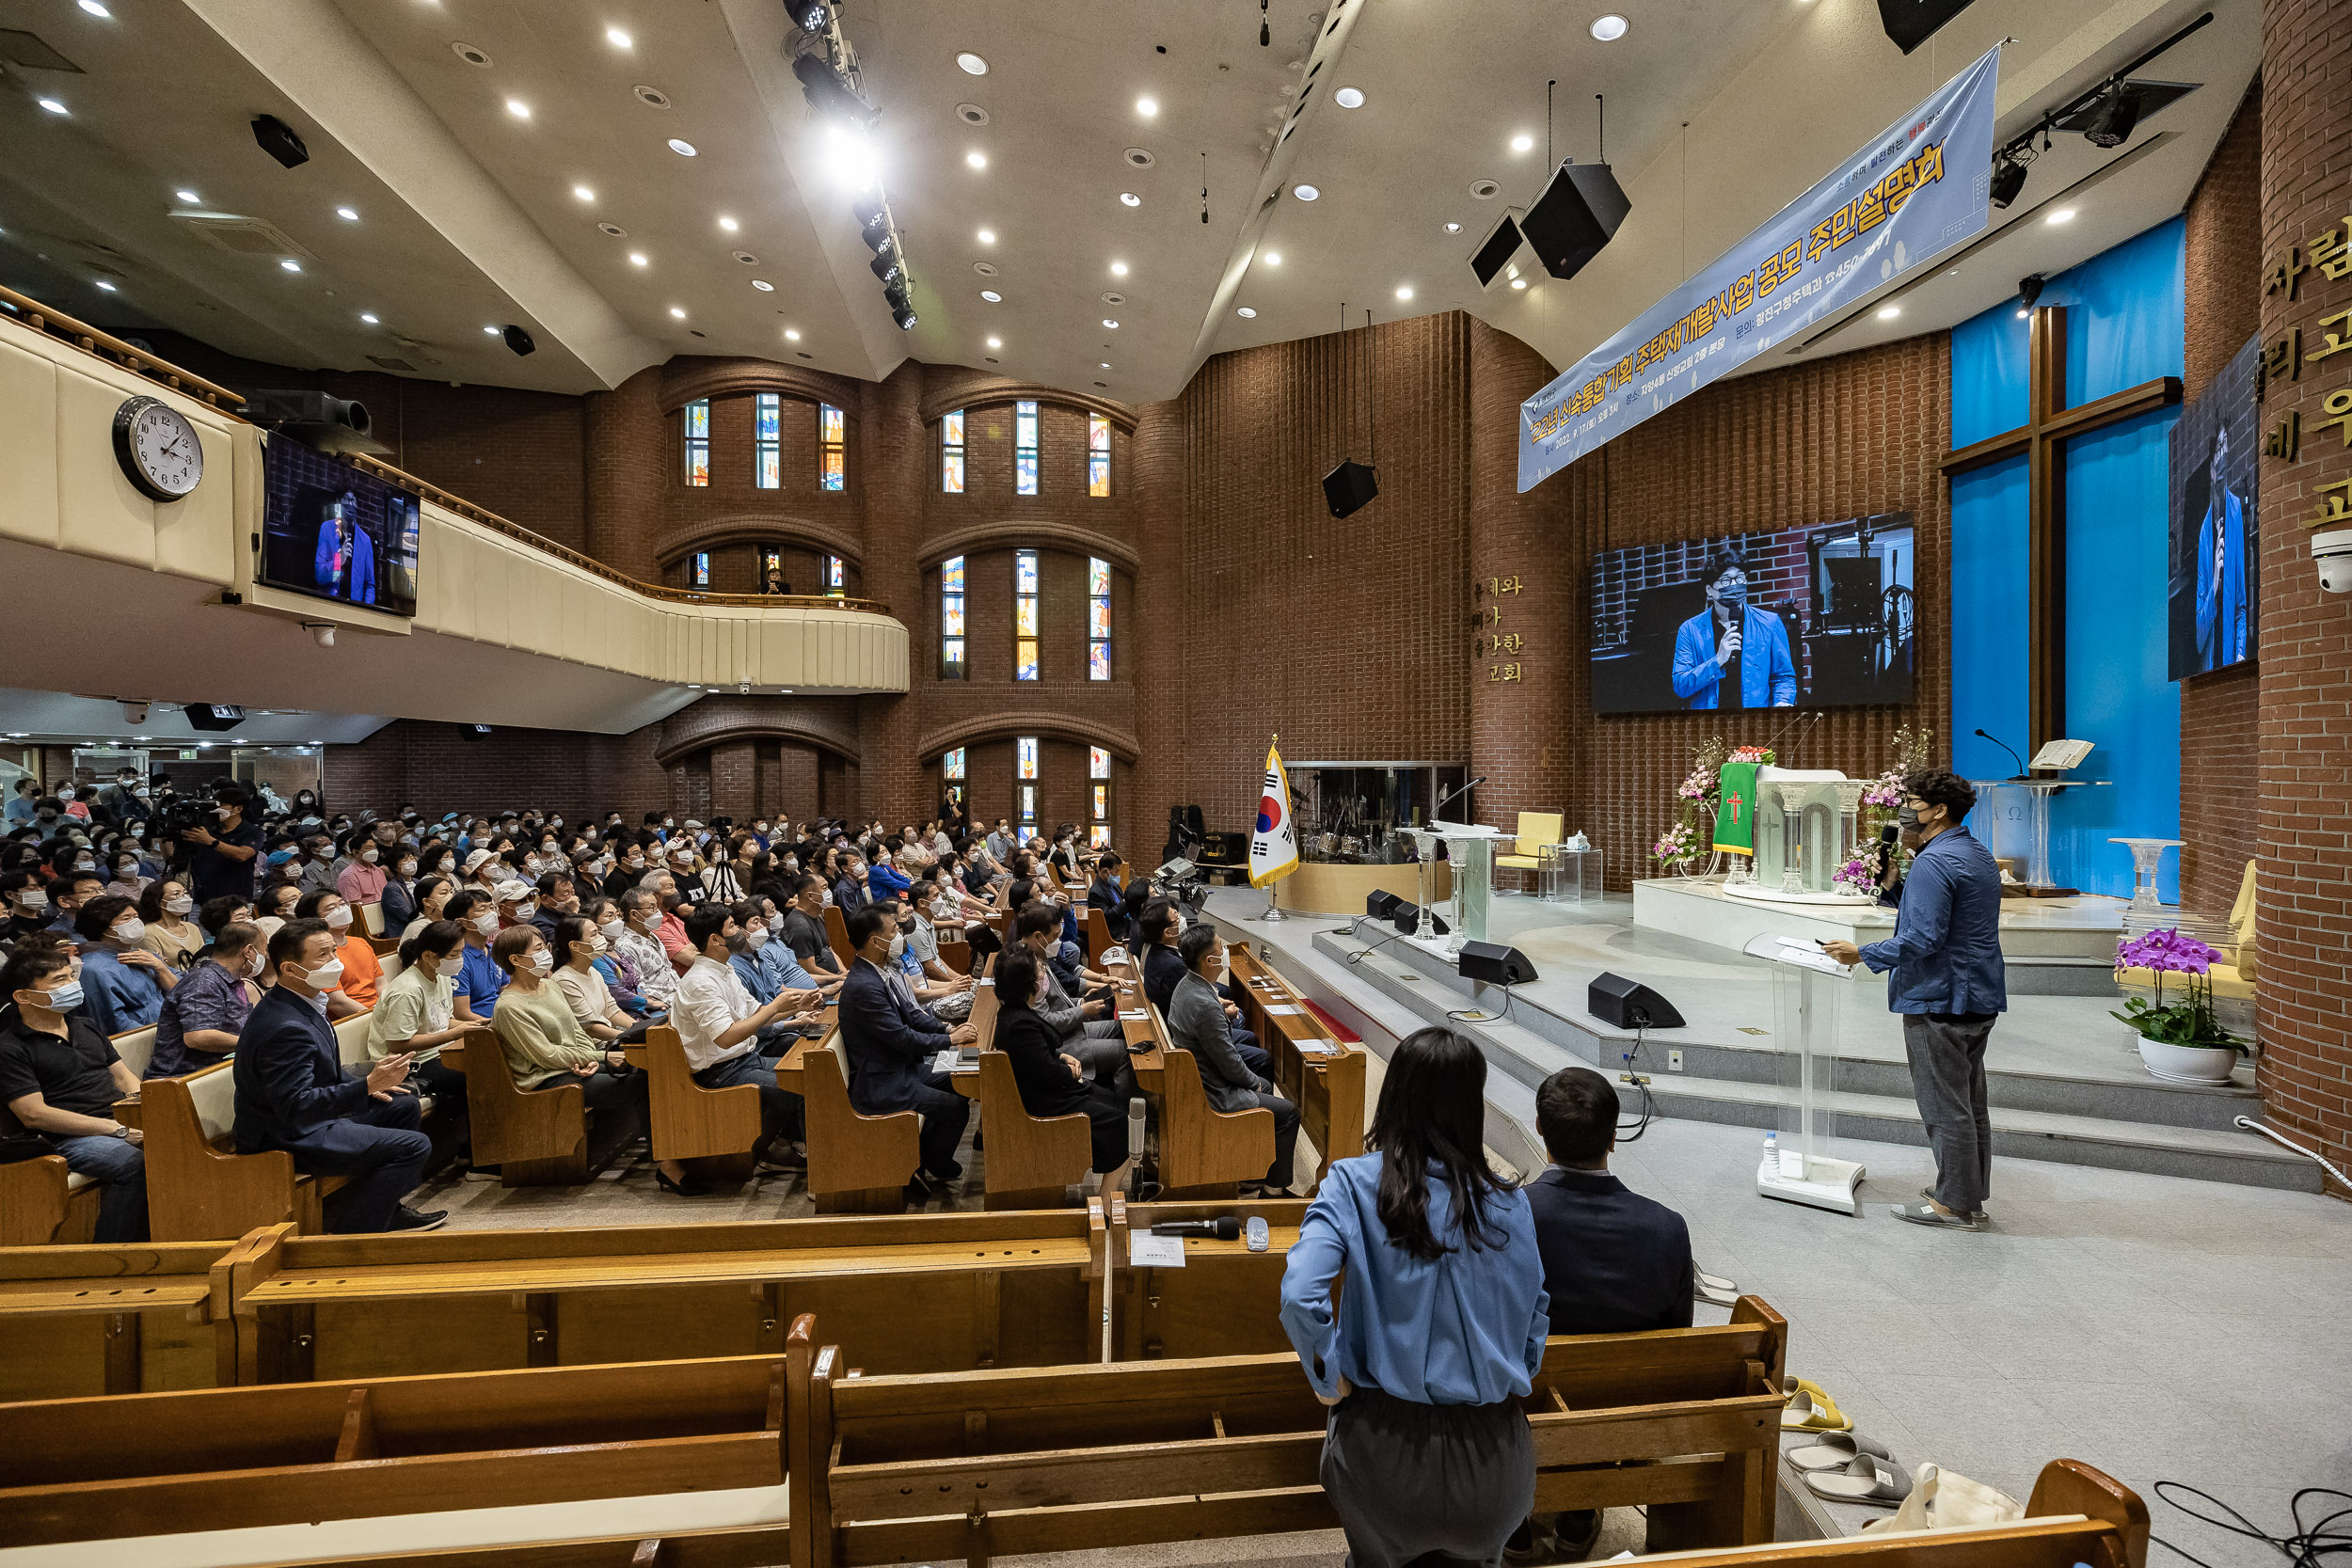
[1898,806,1924,832]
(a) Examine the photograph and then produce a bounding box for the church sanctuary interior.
[4,0,2350,1565]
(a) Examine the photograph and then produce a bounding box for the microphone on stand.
[1435,775,1487,818]
[1974,728,2029,781]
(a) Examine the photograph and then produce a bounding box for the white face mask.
[112,918,146,943]
[360,847,380,863]
[583,936,609,958]
[396,863,416,879]
[663,818,675,830]
[888,931,906,958]
[472,912,499,935]
[243,950,266,978]
[437,859,455,874]
[516,902,537,920]
[164,895,193,915]
[431,949,462,977]
[747,927,770,949]
[598,919,626,942]
[326,905,354,929]
[14,889,47,911]
[300,957,345,990]
[635,911,661,932]
[73,857,96,873]
[519,949,552,975]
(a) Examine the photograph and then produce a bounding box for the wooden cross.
[1939,304,2181,749]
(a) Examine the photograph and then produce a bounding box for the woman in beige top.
[137,878,205,971]
[488,927,697,1196]
[550,914,639,1043]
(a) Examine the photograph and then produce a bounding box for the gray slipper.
[1695,1266,1738,1307]
[1788,1431,1893,1473]
[1804,1452,1913,1505]
[1891,1201,1984,1230]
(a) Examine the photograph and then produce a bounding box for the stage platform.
[1204,888,2312,1194]
[1632,875,2130,995]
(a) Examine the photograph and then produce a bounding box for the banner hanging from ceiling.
[1518,44,2000,492]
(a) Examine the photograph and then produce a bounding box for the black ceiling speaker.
[1323,458,1378,519]
[1519,162,1630,282]
[1875,0,1978,55]
[250,115,310,169]
[501,325,535,356]
[1470,212,1525,288]
[1989,152,2028,210]
[183,703,245,732]
[2018,273,2045,310]
[1458,942,1538,987]
[2077,81,2140,148]
[1588,972,1686,1030]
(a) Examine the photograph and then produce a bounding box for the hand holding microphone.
[1717,622,1743,667]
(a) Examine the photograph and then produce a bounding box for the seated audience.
[148,921,265,1078]
[368,921,472,1111]
[899,886,977,1021]
[446,889,506,1020]
[295,891,381,1011]
[48,869,105,936]
[1167,922,1298,1195]
[198,894,251,942]
[673,904,816,1173]
[230,919,443,1233]
[1528,1067,1694,1332]
[252,881,300,937]
[780,874,846,981]
[838,901,975,1199]
[136,878,205,972]
[335,828,389,907]
[993,942,1132,1175]
[400,873,454,942]
[72,895,176,1037]
[0,940,149,1241]
[379,847,421,934]
[1088,852,1129,942]
[834,850,872,914]
[551,914,647,1044]
[1,873,52,945]
[104,846,150,901]
[612,890,679,1015]
[1137,898,1273,1075]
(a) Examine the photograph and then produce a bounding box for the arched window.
[943,409,965,492]
[941,556,966,680]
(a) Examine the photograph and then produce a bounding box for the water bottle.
[1763,1131,1778,1164]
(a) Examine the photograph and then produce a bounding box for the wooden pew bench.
[0,1023,159,1246]
[1227,941,1367,1183]
[775,1023,923,1212]
[0,1235,248,1398]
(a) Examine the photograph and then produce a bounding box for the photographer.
[175,785,262,906]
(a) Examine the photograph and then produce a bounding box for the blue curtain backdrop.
[1947,215,2184,900]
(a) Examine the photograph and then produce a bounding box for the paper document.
[1128,1232,1187,1268]
[931,1049,961,1074]
[1264,1004,1306,1016]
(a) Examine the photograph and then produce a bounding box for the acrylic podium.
[1396,822,1505,950]
[1740,932,1867,1214]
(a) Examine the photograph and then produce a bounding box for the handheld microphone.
[1151,1216,1241,1240]
[1973,728,2028,781]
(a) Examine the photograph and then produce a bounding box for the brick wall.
[2179,83,2265,917]
[2255,0,2352,1189]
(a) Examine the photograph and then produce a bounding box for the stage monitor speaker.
[1323,458,1378,519]
[1875,0,1977,54]
[1391,902,1449,937]
[1458,942,1537,986]
[1520,161,1631,282]
[1366,891,1404,922]
[183,703,245,732]
[1588,972,1685,1030]
[1470,212,1525,288]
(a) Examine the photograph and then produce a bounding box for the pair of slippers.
[1694,1266,1738,1307]
[1792,1433,1913,1505]
[1780,1376,1851,1434]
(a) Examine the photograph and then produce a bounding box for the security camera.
[2314,529,2352,594]
[305,622,338,648]
[119,701,149,725]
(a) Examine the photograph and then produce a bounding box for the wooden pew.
[0,1235,247,1399]
[134,1064,348,1241]
[0,1154,96,1245]
[641,1023,759,1181]
[1084,903,1112,962]
[774,1026,922,1212]
[1156,1045,1277,1197]
[822,902,855,968]
[449,1024,591,1186]
[1227,941,1368,1184]
[1109,1195,1306,1360]
[222,1212,1108,1384]
[946,954,1098,1212]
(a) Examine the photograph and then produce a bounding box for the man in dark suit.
[1136,899,1273,1076]
[231,918,444,1233]
[833,852,872,917]
[837,902,976,1199]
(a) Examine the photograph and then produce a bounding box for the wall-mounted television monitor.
[2167,335,2258,681]
[258,437,421,618]
[1589,514,1915,714]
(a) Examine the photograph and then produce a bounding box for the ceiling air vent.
[0,29,82,72]
[169,211,319,263]
[367,356,418,372]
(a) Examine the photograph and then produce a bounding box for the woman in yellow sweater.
[488,926,700,1196]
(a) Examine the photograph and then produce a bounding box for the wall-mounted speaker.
[1458,941,1537,986]
[1470,212,1525,288]
[1875,0,1978,54]
[1323,458,1378,519]
[457,723,494,742]
[1588,972,1686,1029]
[1520,162,1631,282]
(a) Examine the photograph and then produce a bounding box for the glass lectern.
[1740,932,1867,1214]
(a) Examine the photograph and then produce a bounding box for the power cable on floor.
[1615,1019,1660,1142]
[2151,1482,2352,1568]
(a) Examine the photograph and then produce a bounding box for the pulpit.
[1400,822,1507,949]
[1740,933,1867,1214]
[1723,768,1872,907]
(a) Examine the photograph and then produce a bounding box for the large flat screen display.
[258,437,421,618]
[2167,334,2258,681]
[1589,515,1915,714]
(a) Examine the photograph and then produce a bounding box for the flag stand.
[1260,880,1286,922]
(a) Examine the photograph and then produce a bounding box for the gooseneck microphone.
[1151,1216,1241,1240]
[1974,728,2028,780]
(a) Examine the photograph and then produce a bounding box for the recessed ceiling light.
[1395,285,1413,301]
[956,51,988,74]
[1236,306,1257,318]
[629,251,648,266]
[1263,250,1281,266]
[599,221,628,236]
[669,306,686,318]
[1876,305,1901,320]
[785,328,802,340]
[38,99,67,116]
[484,325,501,336]
[573,184,595,201]
[1443,220,1462,233]
[751,277,774,291]
[668,137,697,156]
[986,336,1002,348]
[280,259,302,272]
[2048,206,2076,224]
[1334,87,1364,108]
[980,289,1002,302]
[1120,191,1141,206]
[606,24,632,48]
[176,189,200,204]
[79,0,111,15]
[93,279,117,292]
[966,150,988,169]
[1591,13,1629,40]
[336,206,360,221]
[1511,277,1528,290]
[1136,96,1158,117]
[506,99,532,119]
[1510,133,1534,152]
[719,215,739,232]
[1293,182,1319,200]
[1110,261,1129,277]
[1103,318,1120,328]
[1099,361,1112,369]
[977,228,996,243]
[360,311,379,323]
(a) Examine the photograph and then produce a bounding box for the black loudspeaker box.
[1323,459,1379,519]
[1470,212,1525,287]
[1520,162,1631,282]
[1876,0,1977,54]
[1366,891,1404,922]
[1587,972,1686,1029]
[1458,941,1538,986]
[1391,902,1449,937]
[183,704,246,732]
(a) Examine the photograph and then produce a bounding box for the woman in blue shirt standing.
[1279,1026,1549,1568]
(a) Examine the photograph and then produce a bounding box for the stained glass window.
[755,393,781,488]
[1015,400,1039,496]
[941,555,966,680]
[943,746,965,807]
[819,403,845,491]
[691,551,710,588]
[943,409,965,493]
[825,555,845,596]
[1018,737,1038,779]
[1019,784,1037,836]
[1088,557,1111,682]
[683,399,709,486]
[1088,413,1111,497]
[1089,747,1111,846]
[1014,549,1039,679]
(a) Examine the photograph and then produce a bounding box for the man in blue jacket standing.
[232,918,443,1232]
[1825,771,2005,1230]
[1670,548,1798,709]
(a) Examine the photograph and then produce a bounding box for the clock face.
[115,396,204,501]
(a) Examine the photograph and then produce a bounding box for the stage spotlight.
[871,258,903,289]
[1989,150,2027,209]
[501,325,536,356]
[892,301,918,330]
[793,51,875,127]
[250,114,310,169]
[2017,273,2045,311]
[793,0,830,31]
[883,277,911,313]
[2079,81,2139,148]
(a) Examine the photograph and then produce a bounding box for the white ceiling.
[0,0,2257,405]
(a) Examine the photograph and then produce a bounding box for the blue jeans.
[55,1132,150,1243]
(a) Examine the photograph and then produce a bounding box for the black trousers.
[906,1070,971,1180]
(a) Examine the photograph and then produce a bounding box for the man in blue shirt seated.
[444,890,507,1021]
[1669,547,1798,710]
[72,895,174,1037]
[1825,770,2006,1231]
[230,919,443,1233]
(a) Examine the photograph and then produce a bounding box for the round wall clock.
[112,394,204,501]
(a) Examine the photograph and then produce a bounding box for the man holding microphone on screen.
[1670,548,1797,709]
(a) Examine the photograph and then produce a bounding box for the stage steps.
[1273,922,2314,1196]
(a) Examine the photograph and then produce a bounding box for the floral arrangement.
[1652,739,1779,877]
[1831,853,1880,898]
[1650,819,1702,870]
[2111,928,2245,1053]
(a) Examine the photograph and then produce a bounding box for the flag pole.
[1256,733,1288,921]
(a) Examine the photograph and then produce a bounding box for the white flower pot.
[2135,1037,2241,1085]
